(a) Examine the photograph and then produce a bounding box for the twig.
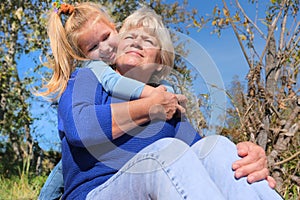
[274,151,300,166]
[222,0,252,68]
[257,0,285,67]
[235,0,266,40]
[243,102,254,119]
[286,20,299,50]
[225,90,243,126]
[279,7,288,50]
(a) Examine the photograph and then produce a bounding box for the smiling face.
[115,28,162,82]
[78,15,119,64]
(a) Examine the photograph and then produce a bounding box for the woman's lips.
[126,50,143,57]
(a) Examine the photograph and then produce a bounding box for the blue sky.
[184,0,250,85]
[17,1,266,151]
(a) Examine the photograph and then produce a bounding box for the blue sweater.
[59,68,201,199]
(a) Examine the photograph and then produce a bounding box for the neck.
[116,66,151,83]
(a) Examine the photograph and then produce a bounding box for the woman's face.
[115,28,161,82]
[78,16,119,64]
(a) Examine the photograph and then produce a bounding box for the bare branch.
[286,21,299,49]
[258,0,286,67]
[274,151,300,166]
[225,90,243,126]
[235,0,266,40]
[279,8,288,50]
[222,0,252,68]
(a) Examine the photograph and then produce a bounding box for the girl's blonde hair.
[119,7,175,83]
[38,2,114,100]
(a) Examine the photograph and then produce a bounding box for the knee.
[135,138,191,169]
[191,135,236,158]
[140,138,189,154]
[202,135,234,147]
[215,135,236,150]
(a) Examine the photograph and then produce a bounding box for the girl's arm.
[62,68,180,147]
[111,85,179,139]
[85,60,158,100]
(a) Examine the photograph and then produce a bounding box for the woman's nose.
[131,38,142,49]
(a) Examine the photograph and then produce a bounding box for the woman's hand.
[149,85,185,120]
[176,94,187,109]
[232,142,276,188]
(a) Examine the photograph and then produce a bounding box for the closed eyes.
[88,44,98,52]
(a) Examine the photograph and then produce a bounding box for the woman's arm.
[63,69,181,146]
[111,85,180,139]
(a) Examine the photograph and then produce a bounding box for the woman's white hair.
[119,7,175,82]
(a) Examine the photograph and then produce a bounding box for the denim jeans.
[86,136,283,200]
[38,160,64,200]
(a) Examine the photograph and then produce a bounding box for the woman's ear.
[155,55,163,72]
[156,64,163,72]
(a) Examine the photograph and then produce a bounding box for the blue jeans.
[39,136,282,199]
[38,160,64,200]
[87,136,283,200]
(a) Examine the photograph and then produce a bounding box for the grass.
[0,174,47,200]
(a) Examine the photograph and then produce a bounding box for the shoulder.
[61,68,103,101]
[81,60,108,69]
[72,68,97,80]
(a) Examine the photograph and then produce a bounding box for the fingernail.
[248,175,254,183]
[232,164,239,170]
[235,171,242,178]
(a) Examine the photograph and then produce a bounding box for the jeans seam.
[89,153,186,200]
[39,167,63,199]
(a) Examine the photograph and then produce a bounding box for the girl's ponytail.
[38,4,80,100]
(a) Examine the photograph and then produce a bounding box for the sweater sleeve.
[59,68,114,148]
[84,60,145,100]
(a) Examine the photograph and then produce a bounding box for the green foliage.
[0,173,47,200]
[0,0,52,177]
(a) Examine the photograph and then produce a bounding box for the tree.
[0,0,50,176]
[192,0,299,198]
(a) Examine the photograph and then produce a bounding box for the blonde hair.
[38,2,114,100]
[118,7,175,83]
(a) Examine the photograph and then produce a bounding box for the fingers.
[153,91,187,120]
[164,94,178,120]
[246,167,269,183]
[174,104,186,118]
[176,94,187,107]
[266,175,276,189]
[234,142,267,169]
[234,155,266,178]
[165,107,176,120]
[233,141,272,185]
[157,85,167,91]
[236,142,250,157]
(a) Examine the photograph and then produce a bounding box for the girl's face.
[78,16,119,64]
[115,28,161,82]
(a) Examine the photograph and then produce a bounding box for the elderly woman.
[39,3,281,200]
[56,8,282,200]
